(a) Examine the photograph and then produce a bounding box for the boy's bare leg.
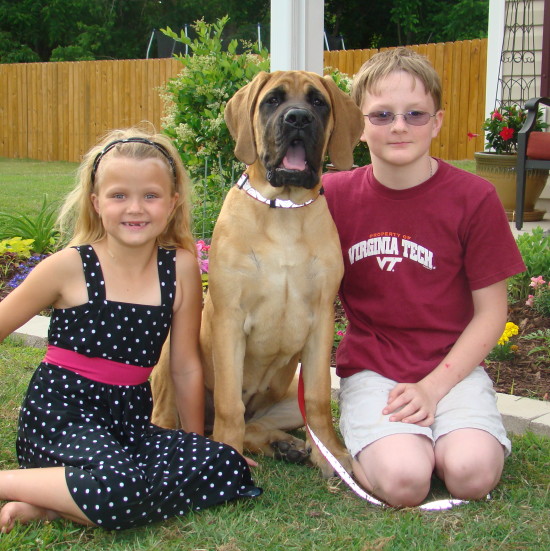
[0,467,95,533]
[434,428,505,500]
[353,433,435,507]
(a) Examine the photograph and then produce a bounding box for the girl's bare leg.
[0,467,95,533]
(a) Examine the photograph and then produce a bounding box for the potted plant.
[474,103,549,221]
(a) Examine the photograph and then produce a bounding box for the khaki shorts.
[338,366,511,458]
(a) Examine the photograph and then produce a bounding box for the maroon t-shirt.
[323,160,526,383]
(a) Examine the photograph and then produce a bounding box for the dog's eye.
[312,97,325,107]
[266,96,280,106]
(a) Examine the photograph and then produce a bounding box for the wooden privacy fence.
[0,58,182,163]
[0,39,487,163]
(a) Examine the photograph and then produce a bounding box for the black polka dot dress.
[16,245,261,530]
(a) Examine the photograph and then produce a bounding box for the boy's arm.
[384,279,508,426]
[169,249,205,435]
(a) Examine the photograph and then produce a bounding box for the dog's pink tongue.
[282,141,307,170]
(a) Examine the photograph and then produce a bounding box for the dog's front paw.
[270,440,310,464]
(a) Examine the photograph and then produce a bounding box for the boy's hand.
[383,382,437,426]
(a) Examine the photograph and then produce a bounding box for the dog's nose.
[284,108,313,129]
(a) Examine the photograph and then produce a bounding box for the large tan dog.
[152,70,363,476]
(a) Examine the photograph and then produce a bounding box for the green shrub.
[160,16,270,238]
[508,227,550,302]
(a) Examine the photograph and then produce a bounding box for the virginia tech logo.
[348,234,435,272]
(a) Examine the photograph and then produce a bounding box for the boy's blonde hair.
[58,127,196,256]
[351,47,442,112]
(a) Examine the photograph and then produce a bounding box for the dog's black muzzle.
[263,107,325,189]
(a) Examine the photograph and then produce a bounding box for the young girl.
[0,128,261,533]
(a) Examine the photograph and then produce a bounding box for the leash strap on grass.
[297,368,482,511]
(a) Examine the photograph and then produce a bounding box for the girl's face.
[91,156,178,248]
[360,71,443,170]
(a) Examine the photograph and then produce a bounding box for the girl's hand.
[382,382,437,427]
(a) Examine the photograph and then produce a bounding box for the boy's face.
[360,71,443,171]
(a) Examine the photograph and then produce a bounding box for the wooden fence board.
[0,40,487,162]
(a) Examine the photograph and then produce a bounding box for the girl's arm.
[384,279,508,425]
[0,248,85,342]
[169,248,205,435]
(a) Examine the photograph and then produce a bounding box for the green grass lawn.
[1,338,549,551]
[0,158,78,217]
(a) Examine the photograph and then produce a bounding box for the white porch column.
[486,0,506,115]
[270,0,324,74]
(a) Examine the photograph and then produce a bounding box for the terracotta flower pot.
[474,152,548,222]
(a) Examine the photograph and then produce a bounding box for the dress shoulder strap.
[73,245,106,302]
[157,247,177,308]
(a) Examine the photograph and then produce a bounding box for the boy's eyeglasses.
[364,111,436,126]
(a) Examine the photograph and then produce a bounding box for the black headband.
[90,137,177,184]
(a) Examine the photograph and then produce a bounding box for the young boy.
[322,48,525,507]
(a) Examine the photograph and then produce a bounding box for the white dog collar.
[236,173,323,209]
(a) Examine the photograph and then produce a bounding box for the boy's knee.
[379,468,432,507]
[438,454,503,500]
[357,460,432,507]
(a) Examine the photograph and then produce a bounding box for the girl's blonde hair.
[351,47,443,112]
[58,126,196,256]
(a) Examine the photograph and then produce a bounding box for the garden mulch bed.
[485,302,549,400]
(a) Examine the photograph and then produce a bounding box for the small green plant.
[0,196,60,254]
[160,16,270,238]
[487,321,520,361]
[508,227,550,302]
[522,329,550,362]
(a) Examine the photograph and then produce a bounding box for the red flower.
[467,132,479,140]
[492,111,503,121]
[499,127,515,141]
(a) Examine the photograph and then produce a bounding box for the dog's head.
[224,71,364,190]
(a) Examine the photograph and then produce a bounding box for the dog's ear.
[320,76,364,171]
[224,71,272,166]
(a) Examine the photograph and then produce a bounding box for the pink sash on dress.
[44,345,153,386]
